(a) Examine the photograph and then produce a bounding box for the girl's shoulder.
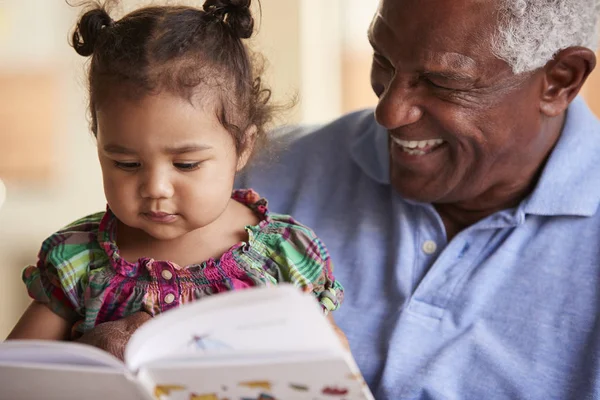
[38,210,107,261]
[233,189,327,260]
[232,189,342,313]
[23,211,111,321]
[233,188,320,241]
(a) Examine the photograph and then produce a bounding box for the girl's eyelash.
[114,161,141,169]
[174,162,201,171]
[112,161,202,171]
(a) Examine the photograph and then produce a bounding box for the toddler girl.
[8,0,343,343]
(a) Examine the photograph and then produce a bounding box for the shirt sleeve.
[22,232,89,322]
[266,222,344,314]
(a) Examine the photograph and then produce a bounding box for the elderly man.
[80,0,600,398]
[239,0,600,399]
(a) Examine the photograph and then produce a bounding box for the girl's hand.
[327,314,350,350]
[76,311,151,360]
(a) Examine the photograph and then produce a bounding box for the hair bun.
[72,8,114,57]
[203,0,254,39]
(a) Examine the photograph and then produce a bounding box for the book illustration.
[188,394,274,400]
[289,383,309,391]
[189,333,231,351]
[189,394,219,400]
[241,394,276,400]
[322,386,349,396]
[238,380,273,391]
[155,384,186,398]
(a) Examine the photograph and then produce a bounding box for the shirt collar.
[348,109,390,185]
[521,97,600,216]
[349,97,600,217]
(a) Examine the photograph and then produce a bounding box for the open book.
[0,285,374,400]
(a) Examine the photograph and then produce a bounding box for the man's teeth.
[391,138,445,156]
[403,148,427,155]
[392,138,444,149]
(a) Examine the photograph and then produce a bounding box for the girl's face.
[96,92,251,241]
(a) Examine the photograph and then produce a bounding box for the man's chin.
[390,177,447,204]
[392,183,465,206]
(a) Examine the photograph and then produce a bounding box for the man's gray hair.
[492,0,600,74]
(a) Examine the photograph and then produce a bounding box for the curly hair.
[71,0,274,156]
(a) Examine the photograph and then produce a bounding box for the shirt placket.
[407,210,522,323]
[153,260,179,313]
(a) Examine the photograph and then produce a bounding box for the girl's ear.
[236,124,258,171]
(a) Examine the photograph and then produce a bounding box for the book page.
[0,340,146,400]
[125,285,344,371]
[0,363,150,400]
[139,355,373,400]
[0,340,126,369]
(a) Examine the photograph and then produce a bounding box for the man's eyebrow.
[425,52,478,72]
[422,70,476,82]
[421,52,479,80]
[367,31,381,53]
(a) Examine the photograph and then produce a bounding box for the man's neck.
[434,185,530,241]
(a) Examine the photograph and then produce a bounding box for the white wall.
[0,0,105,336]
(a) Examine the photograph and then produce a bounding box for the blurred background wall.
[0,0,598,338]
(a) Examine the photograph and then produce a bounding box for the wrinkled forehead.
[370,0,502,70]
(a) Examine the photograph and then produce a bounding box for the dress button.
[161,269,173,280]
[422,240,437,254]
[164,293,175,304]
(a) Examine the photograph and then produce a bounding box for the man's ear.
[236,124,258,171]
[540,46,596,117]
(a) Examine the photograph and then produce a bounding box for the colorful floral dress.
[23,189,343,334]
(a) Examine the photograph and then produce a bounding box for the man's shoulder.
[238,109,384,212]
[268,109,377,153]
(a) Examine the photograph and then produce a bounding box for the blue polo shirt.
[237,97,600,400]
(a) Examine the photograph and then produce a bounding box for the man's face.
[369,0,555,205]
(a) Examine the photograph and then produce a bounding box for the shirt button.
[422,240,437,254]
[164,293,175,304]
[161,269,173,280]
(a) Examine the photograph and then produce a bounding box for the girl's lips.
[142,211,178,223]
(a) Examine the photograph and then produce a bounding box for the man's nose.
[374,76,423,130]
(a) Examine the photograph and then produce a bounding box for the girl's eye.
[174,162,201,171]
[114,161,141,170]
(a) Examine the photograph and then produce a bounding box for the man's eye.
[114,161,141,170]
[422,74,474,93]
[423,77,452,90]
[373,52,394,70]
[174,162,201,171]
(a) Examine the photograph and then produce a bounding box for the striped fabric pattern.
[23,189,344,334]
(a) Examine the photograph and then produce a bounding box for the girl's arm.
[5,301,71,341]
